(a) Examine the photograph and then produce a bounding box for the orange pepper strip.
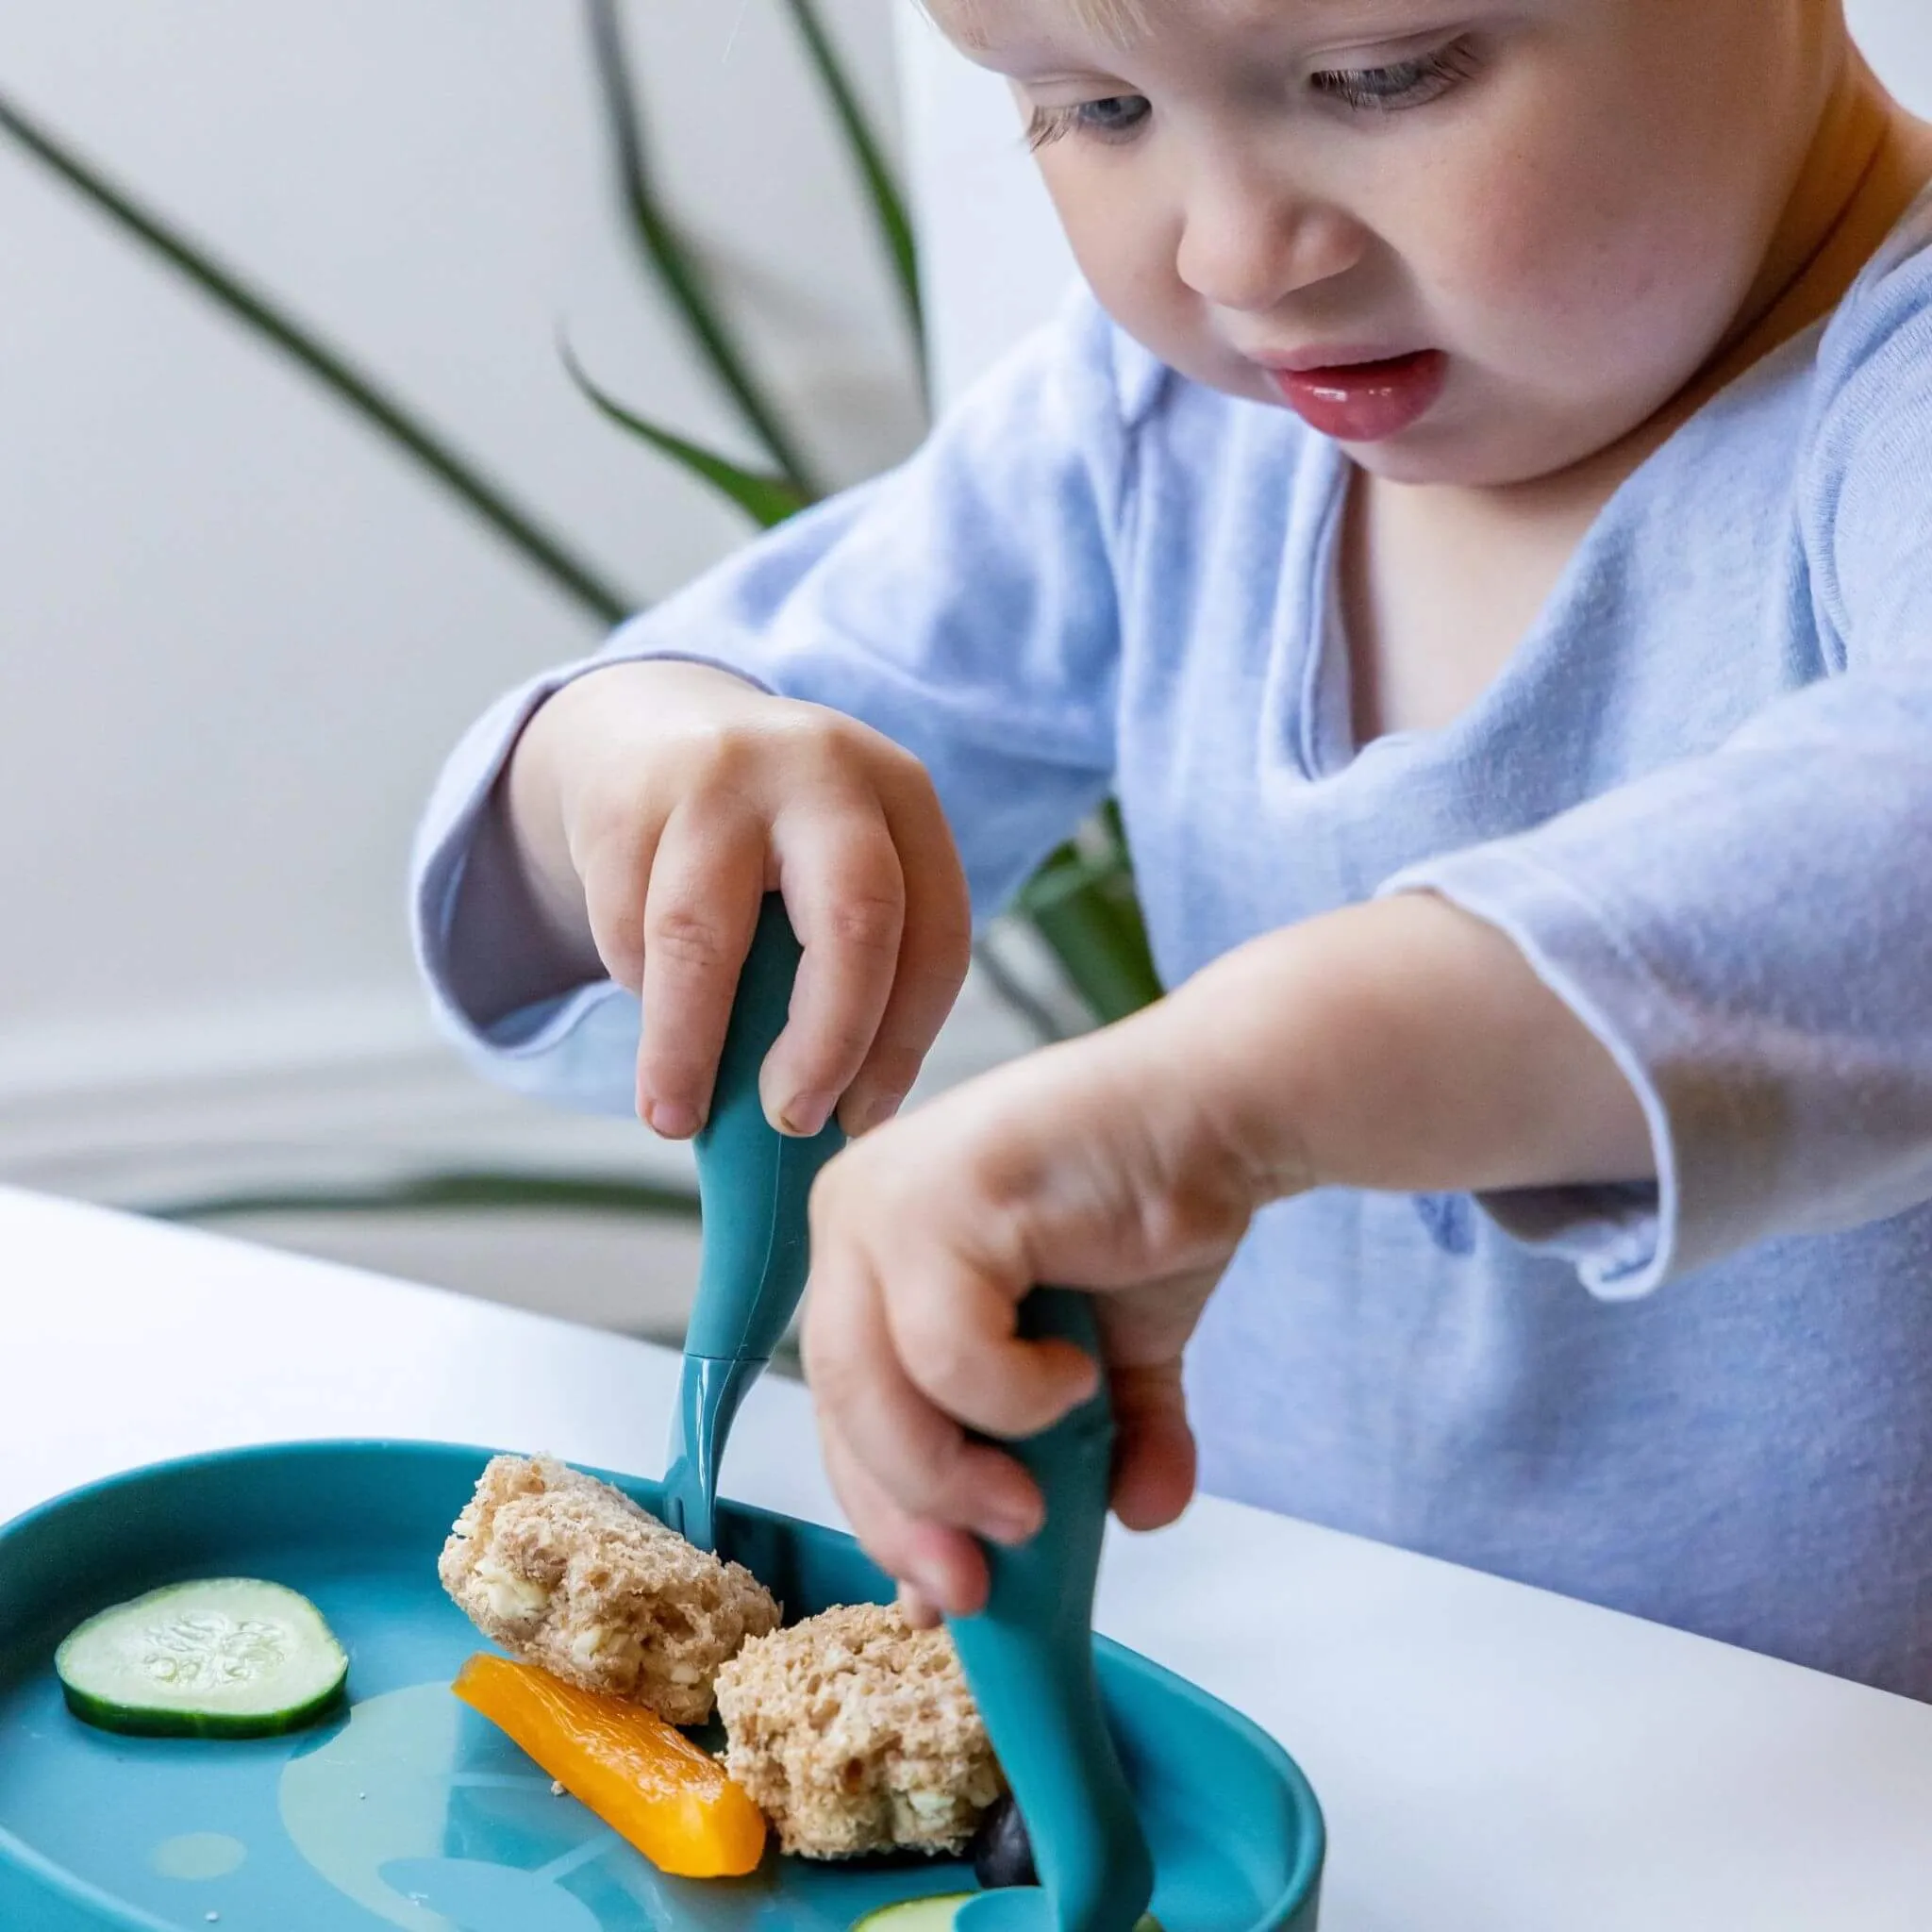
[453,1653,767,1878]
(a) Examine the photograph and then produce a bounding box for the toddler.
[416,0,1932,1696]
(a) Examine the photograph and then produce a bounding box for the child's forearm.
[797,890,1655,1611]
[1142,893,1655,1205]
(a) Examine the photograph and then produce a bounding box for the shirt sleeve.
[410,289,1136,1114]
[1386,241,1932,1298]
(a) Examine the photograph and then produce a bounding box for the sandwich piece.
[715,1602,1004,1858]
[440,1454,778,1725]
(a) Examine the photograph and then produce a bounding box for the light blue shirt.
[416,194,1932,1697]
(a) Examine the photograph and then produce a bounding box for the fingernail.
[849,1089,907,1136]
[908,1559,954,1608]
[777,1090,837,1138]
[646,1100,700,1140]
[985,1498,1044,1547]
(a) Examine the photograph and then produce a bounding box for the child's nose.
[1174,164,1364,315]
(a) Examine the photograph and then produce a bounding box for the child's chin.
[1341,434,1476,486]
[1345,422,1569,491]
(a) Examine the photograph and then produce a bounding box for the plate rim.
[0,1437,1325,1932]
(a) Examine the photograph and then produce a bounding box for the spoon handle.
[949,1289,1156,1932]
[687,894,845,1360]
[663,895,844,1546]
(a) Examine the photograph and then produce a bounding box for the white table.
[7,1185,1932,1930]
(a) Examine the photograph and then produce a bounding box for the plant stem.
[0,86,636,629]
[780,0,926,380]
[584,0,821,498]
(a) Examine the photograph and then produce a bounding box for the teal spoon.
[949,1290,1157,1932]
[662,900,1156,1932]
[659,894,845,1551]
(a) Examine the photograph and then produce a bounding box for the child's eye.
[1311,37,1480,113]
[1025,95,1152,152]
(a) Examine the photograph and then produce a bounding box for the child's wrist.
[1141,896,1655,1205]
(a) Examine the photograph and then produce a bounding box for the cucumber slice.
[56,1577,348,1738]
[852,1897,976,1932]
[851,1901,1162,1932]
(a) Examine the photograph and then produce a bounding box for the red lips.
[1269,349,1449,442]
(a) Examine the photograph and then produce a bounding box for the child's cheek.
[1417,131,1731,404]
[1040,159,1216,379]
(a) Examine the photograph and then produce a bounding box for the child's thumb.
[1105,1357,1197,1532]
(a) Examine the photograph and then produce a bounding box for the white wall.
[0,0,936,1208]
[1852,0,1932,112]
[893,6,1072,408]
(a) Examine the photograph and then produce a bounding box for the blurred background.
[2,1,1928,1343]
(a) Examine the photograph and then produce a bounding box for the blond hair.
[925,0,1147,49]
[1060,0,1146,32]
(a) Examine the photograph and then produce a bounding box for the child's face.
[935,0,1837,487]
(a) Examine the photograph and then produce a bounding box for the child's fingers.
[895,1582,942,1630]
[802,1254,1044,1544]
[818,1412,989,1619]
[578,816,662,996]
[881,1257,1101,1442]
[634,807,767,1138]
[840,776,974,1136]
[761,801,907,1136]
[1104,1357,1198,1532]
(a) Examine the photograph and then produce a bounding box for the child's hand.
[800,894,1655,1622]
[500,659,973,1139]
[801,1006,1275,1623]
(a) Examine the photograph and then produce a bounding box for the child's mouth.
[1266,350,1448,442]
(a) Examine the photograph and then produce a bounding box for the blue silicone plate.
[0,1441,1323,1932]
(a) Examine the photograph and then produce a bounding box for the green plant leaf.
[1019,870,1163,1024]
[0,86,636,629]
[564,341,811,528]
[5,41,1158,1076]
[148,1170,703,1224]
[584,0,820,497]
[1014,815,1163,1024]
[780,0,925,377]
